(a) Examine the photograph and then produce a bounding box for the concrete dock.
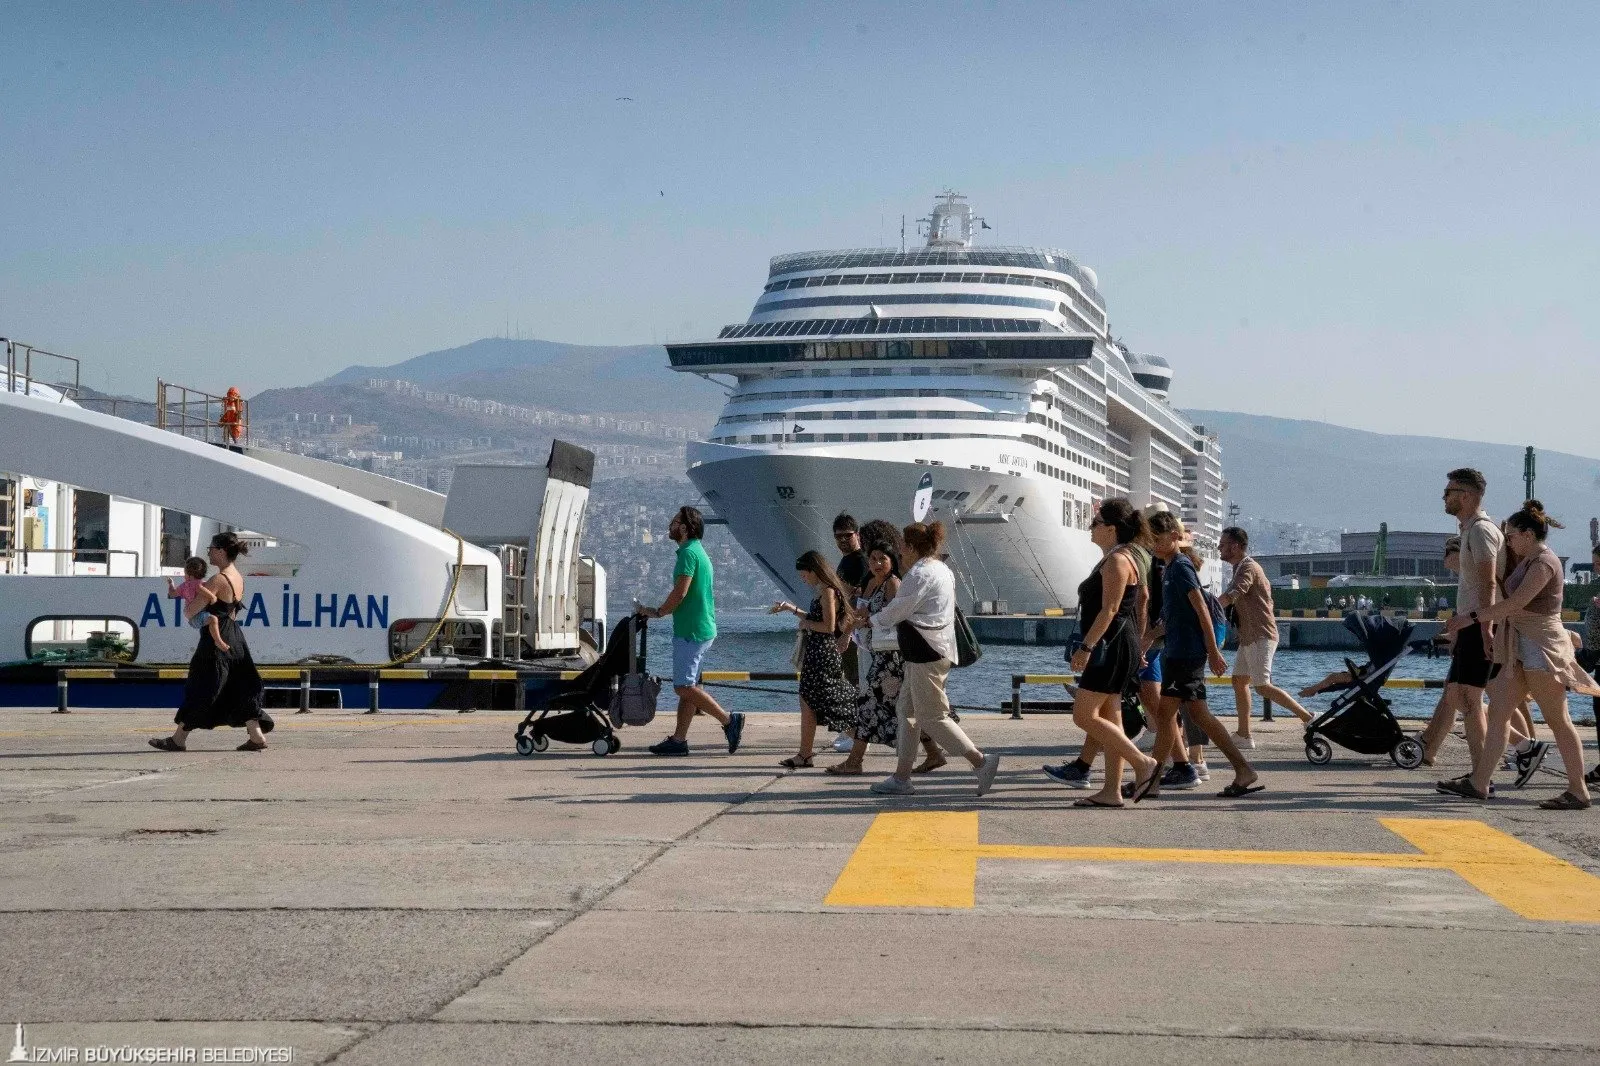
[3,706,1599,1064]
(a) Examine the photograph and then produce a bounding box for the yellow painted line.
[378,669,413,679]
[257,668,303,681]
[62,669,118,679]
[1042,607,1065,617]
[466,669,519,680]
[1385,678,1426,689]
[157,668,190,680]
[826,812,1600,923]
[701,670,753,682]
[560,670,581,680]
[1019,673,1231,685]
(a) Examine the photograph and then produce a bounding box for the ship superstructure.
[666,194,1225,611]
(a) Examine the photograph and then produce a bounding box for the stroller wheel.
[1392,737,1425,769]
[607,736,622,754]
[591,738,612,757]
[531,733,549,753]
[1305,736,1333,765]
[515,733,536,757]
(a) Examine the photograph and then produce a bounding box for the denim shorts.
[1137,652,1162,684]
[671,637,715,688]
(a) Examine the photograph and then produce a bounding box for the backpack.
[1202,589,1227,644]
[608,672,660,728]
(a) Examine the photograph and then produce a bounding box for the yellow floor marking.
[826,812,1600,922]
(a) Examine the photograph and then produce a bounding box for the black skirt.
[1076,619,1140,695]
[175,608,266,730]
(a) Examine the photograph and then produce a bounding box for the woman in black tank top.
[1064,500,1162,807]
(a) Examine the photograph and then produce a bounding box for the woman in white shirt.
[858,521,1001,797]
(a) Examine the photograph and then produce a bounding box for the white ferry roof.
[0,387,485,570]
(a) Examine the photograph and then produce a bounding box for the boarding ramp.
[443,441,597,656]
[245,448,447,527]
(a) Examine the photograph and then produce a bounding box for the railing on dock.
[1003,672,1446,719]
[2,337,81,400]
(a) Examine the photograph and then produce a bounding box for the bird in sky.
[660,190,665,197]
[616,96,634,101]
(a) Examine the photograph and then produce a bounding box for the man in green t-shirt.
[636,506,744,756]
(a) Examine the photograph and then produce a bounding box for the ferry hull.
[687,448,1101,613]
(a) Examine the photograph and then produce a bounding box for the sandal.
[1218,781,1266,798]
[1435,775,1491,801]
[779,755,814,769]
[236,739,267,752]
[911,754,947,774]
[1538,790,1592,810]
[824,762,863,775]
[1130,762,1161,804]
[147,737,186,752]
[1072,796,1124,809]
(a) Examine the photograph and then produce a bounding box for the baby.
[166,557,223,645]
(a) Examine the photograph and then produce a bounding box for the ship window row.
[1023,413,1107,459]
[716,409,1021,426]
[763,268,1102,313]
[753,292,1062,315]
[673,335,1094,367]
[731,386,1025,403]
[716,316,1055,340]
[1021,433,1107,476]
[1033,458,1103,492]
[767,248,1105,308]
[707,431,1017,445]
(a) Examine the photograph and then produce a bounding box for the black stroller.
[1303,613,1425,769]
[513,616,650,757]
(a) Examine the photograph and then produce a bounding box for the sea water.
[632,608,1524,721]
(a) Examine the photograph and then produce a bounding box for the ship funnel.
[917,191,983,249]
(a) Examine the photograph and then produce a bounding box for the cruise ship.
[665,193,1226,612]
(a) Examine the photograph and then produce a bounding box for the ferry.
[666,193,1226,611]
[0,337,605,709]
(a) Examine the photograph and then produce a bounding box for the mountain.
[1190,410,1600,564]
[322,337,724,421]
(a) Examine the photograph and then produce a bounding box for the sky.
[3,1,1597,455]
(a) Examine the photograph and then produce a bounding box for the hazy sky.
[3,2,1597,454]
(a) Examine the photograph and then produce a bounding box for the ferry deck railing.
[2,337,81,400]
[0,547,143,576]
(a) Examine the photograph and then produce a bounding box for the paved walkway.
[2,706,1598,1064]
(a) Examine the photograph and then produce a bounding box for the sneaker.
[1161,762,1201,790]
[1501,749,1519,771]
[1043,761,1094,788]
[1232,733,1256,750]
[831,733,854,753]
[1585,765,1600,787]
[974,753,1002,797]
[723,712,746,755]
[1513,740,1551,789]
[1194,762,1211,782]
[871,775,915,795]
[648,736,689,756]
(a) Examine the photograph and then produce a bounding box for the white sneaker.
[974,753,1002,797]
[1232,733,1256,750]
[1194,762,1211,782]
[832,733,854,753]
[871,775,915,795]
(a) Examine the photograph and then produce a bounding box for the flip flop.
[824,763,863,775]
[147,737,185,752]
[1130,763,1161,804]
[236,739,267,752]
[1072,796,1124,809]
[1217,782,1266,798]
[911,756,947,774]
[1538,790,1592,810]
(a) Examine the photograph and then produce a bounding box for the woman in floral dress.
[771,551,861,768]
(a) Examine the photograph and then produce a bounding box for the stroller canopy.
[1342,612,1414,669]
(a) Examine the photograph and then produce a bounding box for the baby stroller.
[1304,613,1425,769]
[513,615,654,757]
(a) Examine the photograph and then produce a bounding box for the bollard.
[367,673,380,714]
[1010,677,1023,719]
[298,672,311,714]
[55,675,69,714]
[1261,693,1274,722]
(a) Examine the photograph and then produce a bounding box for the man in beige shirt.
[1435,467,1503,767]
[1219,528,1313,746]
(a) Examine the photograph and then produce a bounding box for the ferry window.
[73,491,110,560]
[847,433,868,442]
[864,274,890,284]
[823,433,844,442]
[890,274,916,283]
[159,509,191,569]
[821,275,843,285]
[388,618,488,660]
[750,435,768,443]
[916,273,942,282]
[26,616,138,662]
[452,565,489,613]
[839,275,866,285]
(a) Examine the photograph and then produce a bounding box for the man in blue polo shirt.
[637,506,744,756]
[1141,514,1262,799]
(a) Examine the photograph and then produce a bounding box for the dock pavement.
[2,706,1599,1064]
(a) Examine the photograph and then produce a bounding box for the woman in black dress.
[771,550,859,769]
[1067,499,1160,808]
[148,531,268,752]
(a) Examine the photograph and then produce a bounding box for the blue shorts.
[1137,653,1162,684]
[672,637,714,688]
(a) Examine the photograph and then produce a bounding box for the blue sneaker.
[1043,761,1093,789]
[1161,762,1200,790]
[724,712,746,754]
[649,736,689,756]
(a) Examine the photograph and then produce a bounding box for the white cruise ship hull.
[687,442,1101,612]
